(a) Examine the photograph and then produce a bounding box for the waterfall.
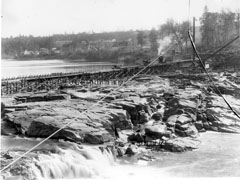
[31,145,116,179]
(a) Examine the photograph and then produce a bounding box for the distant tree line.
[136,29,159,55]
[200,6,240,51]
[2,7,239,60]
[158,19,190,54]
[2,36,54,56]
[157,7,239,53]
[1,31,139,57]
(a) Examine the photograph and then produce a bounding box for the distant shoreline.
[1,57,115,64]
[2,56,87,61]
[1,49,153,65]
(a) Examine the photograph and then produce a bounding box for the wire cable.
[203,35,240,62]
[92,55,161,105]
[0,123,71,172]
[0,47,172,172]
[188,31,240,120]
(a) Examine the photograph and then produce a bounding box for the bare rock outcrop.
[5,100,133,144]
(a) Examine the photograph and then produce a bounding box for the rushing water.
[1,59,240,178]
[1,59,116,78]
[1,131,240,179]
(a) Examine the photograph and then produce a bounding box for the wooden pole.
[6,81,9,94]
[192,17,196,62]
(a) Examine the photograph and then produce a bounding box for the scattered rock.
[1,102,5,118]
[151,112,162,121]
[116,146,125,157]
[83,134,104,144]
[112,100,140,125]
[1,120,19,135]
[109,109,133,130]
[163,137,200,152]
[3,73,240,157]
[166,114,198,137]
[128,133,145,143]
[104,95,116,102]
[15,93,70,102]
[125,145,138,156]
[194,121,204,131]
[139,111,150,124]
[144,105,152,116]
[5,100,133,144]
[77,88,88,93]
[2,152,13,159]
[145,123,171,139]
[176,114,192,125]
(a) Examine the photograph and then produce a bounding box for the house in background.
[111,41,128,52]
[127,39,139,52]
[55,40,73,48]
[111,39,139,53]
[75,40,89,53]
[88,39,115,51]
[51,38,141,55]
[39,48,50,55]
[51,48,61,54]
[141,39,151,51]
[61,43,75,54]
[54,40,73,55]
[23,50,35,56]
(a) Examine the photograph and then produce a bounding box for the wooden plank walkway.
[1,60,196,95]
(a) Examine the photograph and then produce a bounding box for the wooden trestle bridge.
[1,59,196,95]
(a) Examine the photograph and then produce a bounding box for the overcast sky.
[1,0,240,37]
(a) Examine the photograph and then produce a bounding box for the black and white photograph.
[1,0,240,179]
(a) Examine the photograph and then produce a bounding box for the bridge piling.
[1,61,198,95]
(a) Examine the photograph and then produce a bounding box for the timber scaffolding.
[1,59,197,95]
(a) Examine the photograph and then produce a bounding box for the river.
[1,131,240,179]
[1,59,240,178]
[1,59,116,78]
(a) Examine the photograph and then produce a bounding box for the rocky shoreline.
[1,73,240,179]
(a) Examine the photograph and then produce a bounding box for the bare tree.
[200,6,239,50]
[148,28,159,55]
[159,19,185,54]
[137,31,146,49]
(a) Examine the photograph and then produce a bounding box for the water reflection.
[1,59,116,78]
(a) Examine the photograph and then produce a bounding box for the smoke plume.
[157,36,172,55]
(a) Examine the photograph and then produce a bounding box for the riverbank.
[1,73,240,179]
[2,50,153,66]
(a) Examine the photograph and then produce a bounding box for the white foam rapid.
[31,145,116,179]
[2,131,240,179]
